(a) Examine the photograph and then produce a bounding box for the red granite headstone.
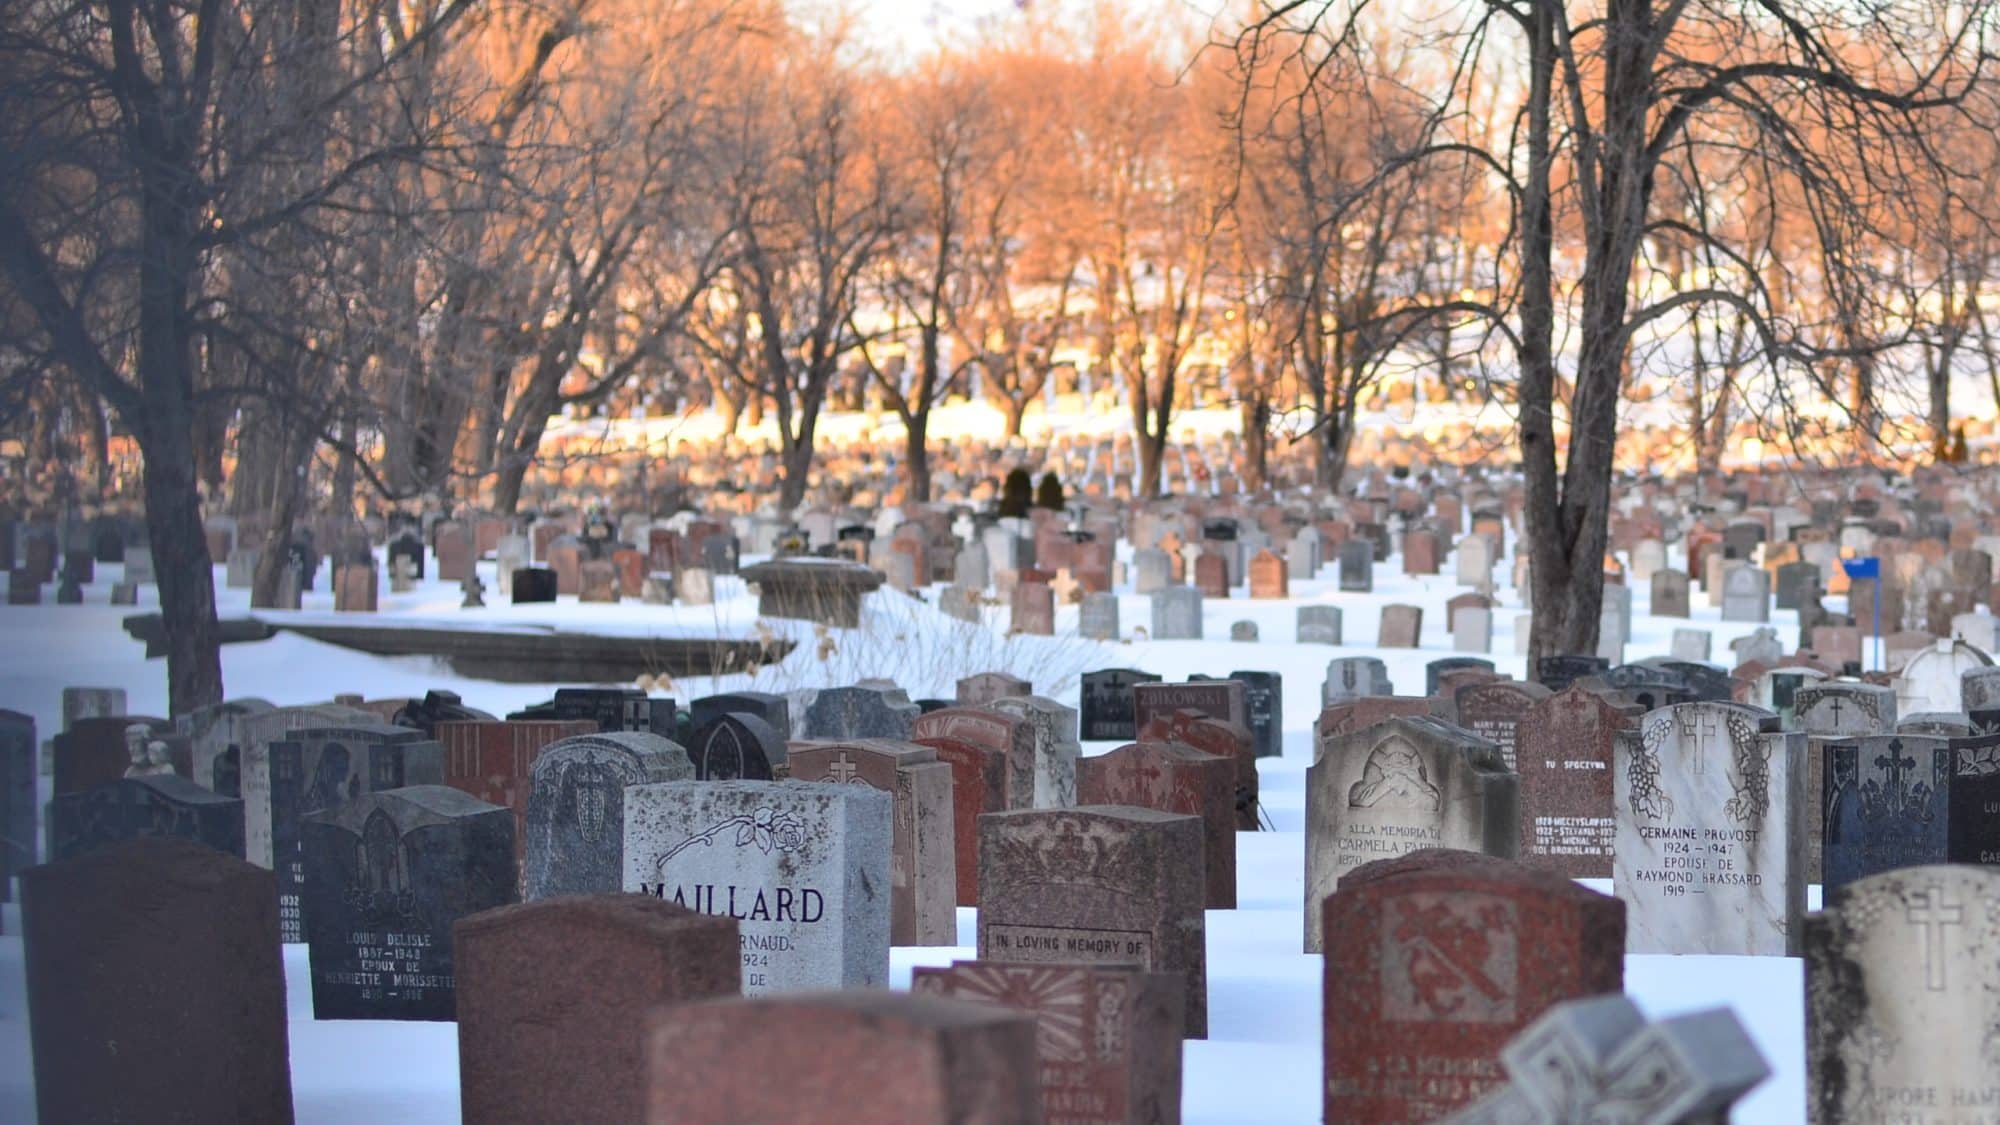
[1322,849,1625,1123]
[912,961,1184,1125]
[1510,684,1636,878]
[1012,580,1056,636]
[23,838,294,1124]
[612,547,648,598]
[456,893,739,1125]
[437,719,598,872]
[1193,552,1229,598]
[916,705,1037,811]
[434,520,471,583]
[912,733,1008,906]
[1077,740,1236,908]
[334,562,377,611]
[1248,549,1288,599]
[645,991,1040,1124]
[1136,707,1258,832]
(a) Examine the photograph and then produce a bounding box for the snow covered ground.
[0,544,1814,1122]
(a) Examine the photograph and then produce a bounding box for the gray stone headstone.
[1132,548,1172,595]
[523,732,693,900]
[1722,566,1771,623]
[1297,605,1342,645]
[1304,716,1517,952]
[1079,592,1120,641]
[1806,865,2000,1125]
[1669,628,1711,662]
[986,695,1080,808]
[799,686,920,742]
[1615,703,1803,956]
[1322,657,1393,705]
[625,780,891,993]
[1150,586,1203,641]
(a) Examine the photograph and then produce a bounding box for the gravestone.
[1615,703,1804,955]
[21,838,292,1124]
[455,894,739,1125]
[1323,656,1394,704]
[1670,628,1712,662]
[1226,669,1285,760]
[1454,606,1494,653]
[1455,680,1551,772]
[1078,740,1236,909]
[789,741,957,946]
[1,710,34,899]
[1297,605,1343,645]
[910,715,1015,907]
[303,785,516,1021]
[988,695,1083,808]
[61,685,127,731]
[625,780,891,993]
[799,685,919,741]
[1080,591,1120,640]
[1722,565,1772,622]
[48,775,244,862]
[1650,569,1691,618]
[245,723,444,942]
[1379,604,1423,648]
[957,672,1031,708]
[689,690,791,738]
[915,705,1038,813]
[1322,849,1625,1123]
[912,962,1183,1125]
[1535,655,1609,693]
[642,992,1039,1125]
[1513,684,1632,878]
[437,719,599,870]
[1228,619,1258,642]
[512,567,558,603]
[978,805,1208,1038]
[1305,716,1519,952]
[1776,560,1821,610]
[522,732,694,900]
[1132,548,1172,594]
[1338,539,1374,592]
[1248,548,1288,598]
[1150,586,1204,641]
[1821,734,1952,891]
[1080,668,1163,743]
[1011,580,1055,635]
[1441,993,1770,1124]
[1805,865,2000,1125]
[684,713,787,781]
[54,716,165,799]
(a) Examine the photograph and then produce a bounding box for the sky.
[846,0,1028,58]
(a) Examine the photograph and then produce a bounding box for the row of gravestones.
[39,829,1990,1123]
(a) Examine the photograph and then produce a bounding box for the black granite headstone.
[1536,654,1610,692]
[303,785,514,1021]
[1948,734,2000,866]
[509,687,675,735]
[688,691,791,738]
[1822,735,1952,891]
[49,775,245,862]
[799,685,919,740]
[1,710,34,900]
[1079,669,1162,742]
[511,567,558,604]
[1424,658,1495,698]
[683,714,786,781]
[393,690,495,737]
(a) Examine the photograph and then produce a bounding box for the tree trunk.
[138,412,224,715]
[903,411,931,503]
[1317,415,1352,493]
[250,433,309,610]
[779,439,813,511]
[1002,394,1027,440]
[1240,397,1269,492]
[1136,431,1165,499]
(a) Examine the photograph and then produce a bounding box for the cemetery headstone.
[1322,849,1625,1123]
[625,780,891,992]
[1304,716,1518,952]
[522,732,695,900]
[21,838,292,1124]
[303,785,516,1021]
[1615,703,1803,955]
[1080,669,1163,743]
[455,894,739,1125]
[788,740,957,946]
[1078,739,1236,909]
[978,805,1209,1038]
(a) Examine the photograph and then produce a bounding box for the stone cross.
[828,751,860,785]
[1049,569,1080,604]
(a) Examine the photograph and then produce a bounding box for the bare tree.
[1238,0,1998,665]
[0,0,475,713]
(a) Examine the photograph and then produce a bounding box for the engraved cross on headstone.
[1907,883,1965,992]
[1678,710,1719,775]
[1873,739,1915,807]
[829,752,860,785]
[1826,695,1845,727]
